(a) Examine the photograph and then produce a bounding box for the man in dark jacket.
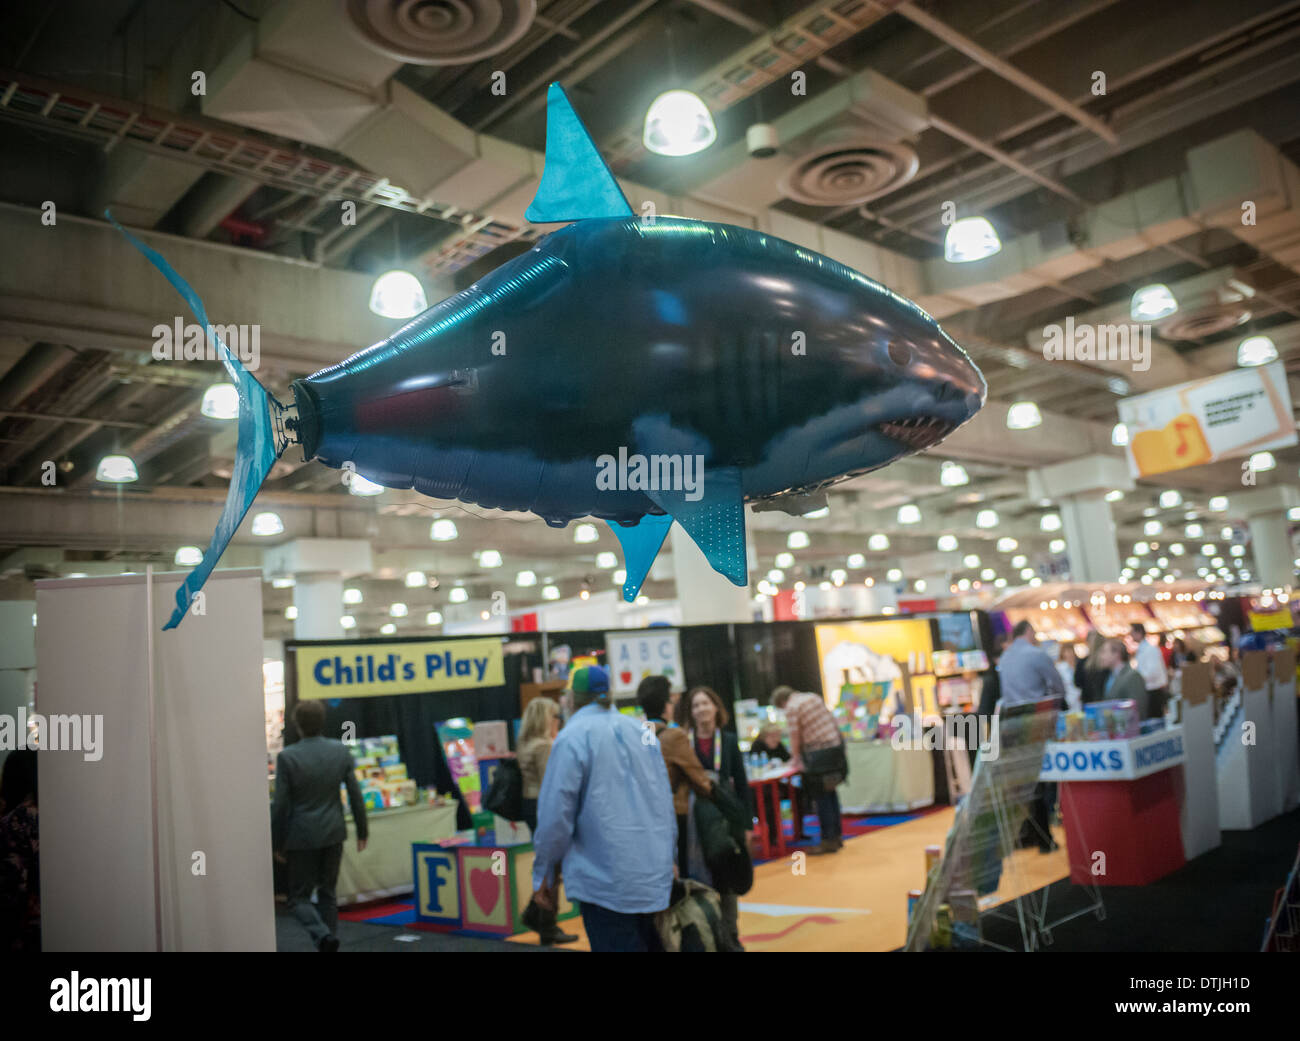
[1097,639,1151,716]
[271,700,368,952]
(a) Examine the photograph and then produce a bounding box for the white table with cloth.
[337,801,459,904]
[836,740,935,814]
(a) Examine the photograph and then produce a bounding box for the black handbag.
[482,757,524,821]
[803,740,849,786]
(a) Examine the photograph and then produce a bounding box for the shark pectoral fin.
[644,467,749,588]
[525,83,634,224]
[607,513,673,602]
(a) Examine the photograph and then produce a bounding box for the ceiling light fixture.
[944,216,1001,263]
[369,270,427,319]
[940,461,970,487]
[200,383,240,420]
[643,89,717,157]
[1006,401,1042,430]
[96,454,138,483]
[1236,335,1277,367]
[1130,283,1178,321]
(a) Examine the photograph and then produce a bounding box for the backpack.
[694,783,754,896]
[482,757,524,821]
[655,879,739,952]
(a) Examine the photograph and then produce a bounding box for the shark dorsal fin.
[525,83,634,224]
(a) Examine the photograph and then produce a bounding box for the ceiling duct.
[1157,300,1252,342]
[778,136,919,207]
[344,0,537,64]
[689,68,927,216]
[919,130,1300,331]
[1187,129,1300,281]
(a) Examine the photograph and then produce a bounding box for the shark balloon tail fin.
[608,514,673,602]
[107,210,287,630]
[644,467,749,590]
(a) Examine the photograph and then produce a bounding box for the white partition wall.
[1217,652,1280,830]
[1177,665,1221,860]
[35,569,274,951]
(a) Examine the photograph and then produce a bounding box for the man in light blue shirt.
[531,665,676,951]
[996,620,1065,854]
[997,620,1066,708]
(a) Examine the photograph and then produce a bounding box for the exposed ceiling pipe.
[927,111,1086,206]
[473,0,660,129]
[0,343,78,410]
[11,380,156,486]
[917,0,1126,98]
[179,174,261,239]
[885,0,1118,145]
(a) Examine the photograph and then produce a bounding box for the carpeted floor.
[280,808,1300,952]
[976,809,1300,952]
[275,909,559,952]
[329,809,941,936]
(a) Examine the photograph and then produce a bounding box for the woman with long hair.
[516,697,577,945]
[680,686,753,951]
[1076,630,1109,704]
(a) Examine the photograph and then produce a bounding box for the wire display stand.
[1261,843,1300,951]
[905,699,1104,951]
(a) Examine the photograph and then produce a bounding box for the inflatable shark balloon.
[114,83,985,630]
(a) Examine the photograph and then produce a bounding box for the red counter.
[1059,768,1186,885]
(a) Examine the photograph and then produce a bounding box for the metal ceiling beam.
[473,0,661,130]
[864,0,1300,235]
[885,0,1117,144]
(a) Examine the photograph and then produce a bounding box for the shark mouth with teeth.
[879,416,957,450]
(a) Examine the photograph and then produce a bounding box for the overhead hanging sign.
[1117,361,1295,478]
[605,629,684,696]
[295,638,504,700]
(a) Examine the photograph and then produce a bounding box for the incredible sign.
[295,639,504,700]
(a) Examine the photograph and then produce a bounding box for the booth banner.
[813,618,933,709]
[1039,726,1186,781]
[296,638,505,699]
[1117,361,1295,478]
[605,629,684,695]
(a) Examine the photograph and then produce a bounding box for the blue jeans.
[579,901,664,952]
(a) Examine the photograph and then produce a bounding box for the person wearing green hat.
[530,664,677,951]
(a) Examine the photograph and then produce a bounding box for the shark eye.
[887,341,912,368]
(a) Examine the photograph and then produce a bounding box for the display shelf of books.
[344,735,420,813]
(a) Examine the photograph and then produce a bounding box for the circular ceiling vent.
[345,0,537,65]
[778,139,918,207]
[1156,303,1251,341]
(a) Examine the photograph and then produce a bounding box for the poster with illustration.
[1117,361,1294,477]
[436,718,481,813]
[605,629,684,696]
[813,619,936,719]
